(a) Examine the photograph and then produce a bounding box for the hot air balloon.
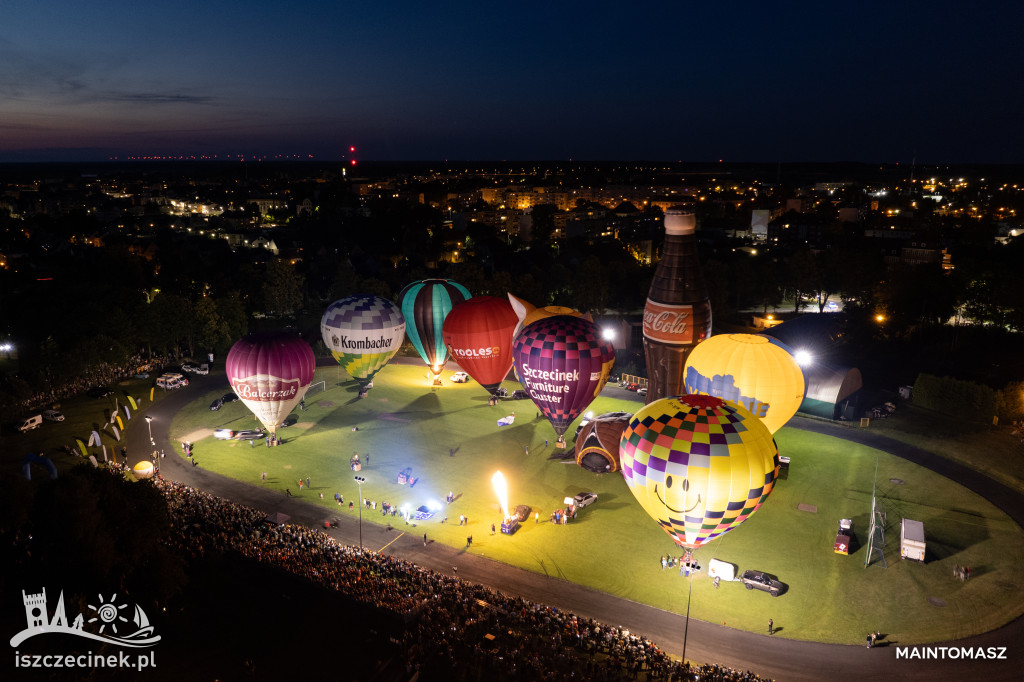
[574,411,632,473]
[619,394,779,550]
[399,279,471,383]
[226,331,316,434]
[508,293,589,338]
[442,295,518,397]
[683,333,805,434]
[321,295,406,395]
[512,315,616,447]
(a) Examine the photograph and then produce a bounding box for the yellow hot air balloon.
[619,394,779,549]
[683,333,805,434]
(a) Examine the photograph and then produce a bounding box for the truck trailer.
[900,518,926,562]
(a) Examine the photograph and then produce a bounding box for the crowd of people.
[152,477,772,681]
[19,352,178,410]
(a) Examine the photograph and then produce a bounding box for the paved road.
[129,374,1022,681]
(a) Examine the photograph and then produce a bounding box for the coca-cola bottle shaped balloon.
[642,205,712,403]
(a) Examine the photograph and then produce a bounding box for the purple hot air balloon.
[512,315,616,447]
[225,331,316,434]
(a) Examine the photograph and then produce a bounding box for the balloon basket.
[556,437,566,449]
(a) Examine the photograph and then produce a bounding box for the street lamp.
[354,475,366,548]
[145,416,154,444]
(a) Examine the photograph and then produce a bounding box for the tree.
[569,256,610,315]
[194,296,229,356]
[262,259,305,317]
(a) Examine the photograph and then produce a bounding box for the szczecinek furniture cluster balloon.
[683,333,805,434]
[399,279,471,380]
[321,295,406,392]
[512,315,615,445]
[226,331,316,434]
[619,394,779,549]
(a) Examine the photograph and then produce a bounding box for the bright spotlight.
[793,349,813,366]
[601,328,617,342]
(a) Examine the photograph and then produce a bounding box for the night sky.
[2,1,1022,163]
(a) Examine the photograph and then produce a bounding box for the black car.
[88,387,113,398]
[281,414,298,427]
[209,398,224,411]
[221,392,239,403]
[509,390,529,400]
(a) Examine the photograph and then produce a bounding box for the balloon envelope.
[620,394,779,549]
[574,411,633,473]
[226,331,316,434]
[508,293,587,338]
[321,295,406,388]
[683,333,805,434]
[442,296,518,395]
[512,316,616,441]
[132,461,155,479]
[399,279,471,377]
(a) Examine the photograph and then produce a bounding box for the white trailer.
[901,518,926,562]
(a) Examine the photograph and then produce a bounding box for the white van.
[18,415,43,432]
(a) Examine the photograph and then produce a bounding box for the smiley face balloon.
[619,394,779,549]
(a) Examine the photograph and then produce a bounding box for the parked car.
[42,409,65,422]
[513,504,532,522]
[450,371,469,383]
[494,387,509,398]
[234,429,265,441]
[637,387,648,396]
[221,392,239,403]
[281,414,298,427]
[18,415,43,432]
[181,363,199,373]
[209,398,224,411]
[624,383,640,391]
[194,363,210,375]
[573,492,598,508]
[741,569,783,596]
[509,390,529,400]
[135,372,150,379]
[214,429,236,440]
[87,387,113,398]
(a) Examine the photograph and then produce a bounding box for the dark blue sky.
[2,1,1022,163]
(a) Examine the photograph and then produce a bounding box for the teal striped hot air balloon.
[398,279,471,382]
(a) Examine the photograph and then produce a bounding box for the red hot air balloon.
[442,296,518,397]
[226,331,316,435]
[512,316,616,447]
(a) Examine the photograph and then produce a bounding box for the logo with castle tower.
[10,588,160,649]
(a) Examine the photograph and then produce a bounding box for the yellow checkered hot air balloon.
[620,394,779,549]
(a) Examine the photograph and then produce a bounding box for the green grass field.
[166,363,1024,645]
[7,363,1024,646]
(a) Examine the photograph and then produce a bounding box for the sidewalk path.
[129,374,1022,681]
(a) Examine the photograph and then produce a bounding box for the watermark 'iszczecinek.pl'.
[896,646,1008,660]
[14,651,155,671]
[10,588,160,672]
